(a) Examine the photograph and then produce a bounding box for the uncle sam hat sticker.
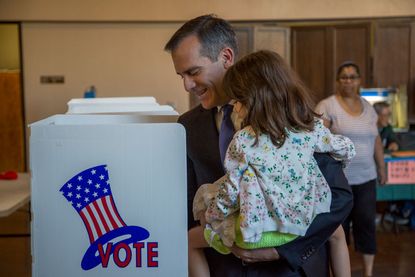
[60,165,150,270]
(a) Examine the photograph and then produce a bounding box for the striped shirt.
[316,95,378,185]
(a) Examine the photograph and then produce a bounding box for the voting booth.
[30,98,188,276]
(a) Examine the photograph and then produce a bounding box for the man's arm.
[178,114,200,230]
[275,153,353,270]
[186,156,199,230]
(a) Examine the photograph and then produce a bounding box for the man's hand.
[387,142,399,152]
[230,245,280,264]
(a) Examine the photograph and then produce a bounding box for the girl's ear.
[220,47,235,69]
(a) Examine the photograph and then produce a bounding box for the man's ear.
[220,47,235,69]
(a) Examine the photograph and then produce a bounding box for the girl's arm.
[314,119,356,167]
[205,135,248,223]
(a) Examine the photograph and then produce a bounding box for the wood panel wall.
[373,21,415,123]
[0,72,25,172]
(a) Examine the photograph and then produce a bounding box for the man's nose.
[183,76,196,92]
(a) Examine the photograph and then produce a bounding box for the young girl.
[188,50,355,277]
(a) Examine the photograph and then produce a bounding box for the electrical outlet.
[40,75,65,84]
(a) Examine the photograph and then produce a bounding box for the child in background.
[373,101,399,152]
[188,50,355,277]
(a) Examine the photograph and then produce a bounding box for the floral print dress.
[193,118,355,247]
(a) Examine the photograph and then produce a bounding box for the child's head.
[223,50,318,147]
[373,101,392,128]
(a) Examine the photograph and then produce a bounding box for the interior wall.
[1,0,415,21]
[6,0,415,171]
[9,0,415,124]
[22,22,185,124]
[7,0,415,123]
[0,24,20,70]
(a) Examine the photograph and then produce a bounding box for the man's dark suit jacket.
[178,105,353,277]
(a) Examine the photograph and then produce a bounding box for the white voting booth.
[30,98,188,277]
[66,97,176,115]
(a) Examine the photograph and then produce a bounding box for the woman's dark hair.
[223,50,319,147]
[336,61,360,79]
[164,14,238,61]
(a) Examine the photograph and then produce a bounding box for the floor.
[350,225,415,277]
[0,222,414,276]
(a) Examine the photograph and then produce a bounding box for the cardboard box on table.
[30,99,187,277]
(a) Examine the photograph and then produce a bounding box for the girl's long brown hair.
[223,50,319,147]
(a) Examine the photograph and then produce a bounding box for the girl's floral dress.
[193,118,355,247]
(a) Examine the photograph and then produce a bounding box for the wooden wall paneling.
[333,24,371,88]
[411,22,415,123]
[292,23,372,104]
[233,25,254,60]
[292,27,328,103]
[373,21,414,123]
[0,72,25,172]
[325,26,336,97]
[253,26,290,63]
[373,22,411,87]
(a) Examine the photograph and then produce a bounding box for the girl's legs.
[329,225,351,277]
[188,226,210,277]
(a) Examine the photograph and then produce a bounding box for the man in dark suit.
[164,14,353,276]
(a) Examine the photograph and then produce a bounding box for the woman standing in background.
[316,61,386,277]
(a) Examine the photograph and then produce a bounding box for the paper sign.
[387,160,415,184]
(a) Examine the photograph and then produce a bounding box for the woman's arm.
[374,135,386,185]
[315,100,332,129]
[321,118,332,128]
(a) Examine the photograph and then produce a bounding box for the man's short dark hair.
[336,61,361,79]
[373,101,390,115]
[164,14,239,61]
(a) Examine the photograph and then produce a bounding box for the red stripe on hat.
[102,196,119,229]
[93,200,110,233]
[86,205,103,237]
[80,210,95,243]
[109,196,126,227]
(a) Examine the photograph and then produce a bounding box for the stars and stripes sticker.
[60,165,126,243]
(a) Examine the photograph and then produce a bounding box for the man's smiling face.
[171,35,230,109]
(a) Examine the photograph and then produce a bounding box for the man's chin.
[200,101,214,110]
